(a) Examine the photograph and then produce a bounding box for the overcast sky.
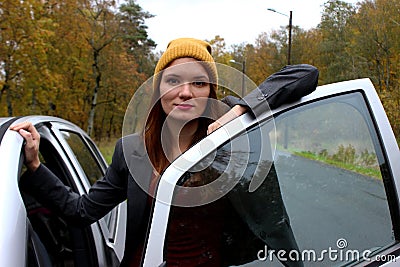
[134,0,359,51]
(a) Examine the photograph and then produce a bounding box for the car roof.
[0,117,13,126]
[1,114,86,133]
[0,115,92,152]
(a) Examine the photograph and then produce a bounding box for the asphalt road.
[271,152,394,266]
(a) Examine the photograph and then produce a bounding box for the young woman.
[12,37,318,266]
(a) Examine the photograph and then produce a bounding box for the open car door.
[142,79,400,267]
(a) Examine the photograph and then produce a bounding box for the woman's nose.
[178,83,193,99]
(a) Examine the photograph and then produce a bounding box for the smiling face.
[159,57,211,123]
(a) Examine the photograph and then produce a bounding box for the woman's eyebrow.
[164,73,209,81]
[192,75,209,81]
[163,73,181,78]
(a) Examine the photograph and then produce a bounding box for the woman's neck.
[164,119,199,159]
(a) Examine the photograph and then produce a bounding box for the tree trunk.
[32,87,37,113]
[0,84,5,105]
[6,83,13,116]
[108,112,114,139]
[87,50,101,137]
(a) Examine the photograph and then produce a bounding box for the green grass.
[293,150,382,179]
[97,138,118,164]
[96,138,385,179]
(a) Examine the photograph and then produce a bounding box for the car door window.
[162,92,395,266]
[269,92,395,265]
[58,129,120,240]
[59,130,103,185]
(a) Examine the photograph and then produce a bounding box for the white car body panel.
[0,116,126,266]
[0,130,27,267]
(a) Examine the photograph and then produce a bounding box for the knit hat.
[153,38,218,90]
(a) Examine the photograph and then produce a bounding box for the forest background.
[1,0,399,145]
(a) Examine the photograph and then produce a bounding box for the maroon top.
[131,174,227,266]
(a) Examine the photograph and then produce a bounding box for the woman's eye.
[166,78,180,86]
[192,81,208,88]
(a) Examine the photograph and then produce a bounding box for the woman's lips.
[175,103,194,110]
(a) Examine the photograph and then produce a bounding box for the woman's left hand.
[10,121,41,172]
[207,105,247,134]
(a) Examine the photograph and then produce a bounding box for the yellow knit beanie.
[153,38,218,90]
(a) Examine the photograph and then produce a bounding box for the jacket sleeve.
[19,138,128,226]
[222,64,319,117]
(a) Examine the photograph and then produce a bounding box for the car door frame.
[142,78,400,267]
[0,115,125,266]
[0,117,32,267]
[48,119,126,263]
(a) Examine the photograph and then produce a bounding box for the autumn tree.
[119,0,157,77]
[318,0,356,84]
[37,1,91,126]
[244,32,281,86]
[91,0,157,140]
[73,0,118,136]
[0,0,55,116]
[1,0,399,141]
[348,0,400,137]
[0,0,155,140]
[208,35,230,64]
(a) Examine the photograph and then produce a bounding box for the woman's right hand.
[207,105,248,134]
[10,121,41,172]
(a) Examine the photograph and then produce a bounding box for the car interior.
[19,129,101,267]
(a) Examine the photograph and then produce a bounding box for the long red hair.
[144,64,219,175]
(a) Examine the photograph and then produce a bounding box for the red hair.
[144,80,219,175]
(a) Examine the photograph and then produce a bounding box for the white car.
[0,116,126,267]
[1,78,399,266]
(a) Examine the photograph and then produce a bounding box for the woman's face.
[159,57,211,123]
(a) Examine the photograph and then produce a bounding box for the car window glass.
[269,92,394,265]
[60,130,103,185]
[59,131,114,232]
[162,119,282,266]
[85,136,107,169]
[164,92,394,266]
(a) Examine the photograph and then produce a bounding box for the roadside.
[97,138,118,164]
